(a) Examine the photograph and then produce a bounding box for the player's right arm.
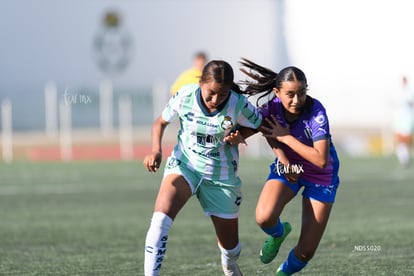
[143,116,169,172]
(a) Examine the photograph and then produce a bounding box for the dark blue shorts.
[267,162,339,203]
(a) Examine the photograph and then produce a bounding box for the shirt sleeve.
[161,91,180,122]
[258,103,270,119]
[258,100,286,127]
[311,107,330,141]
[237,97,262,129]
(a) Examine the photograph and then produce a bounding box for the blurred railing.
[0,80,170,162]
[0,80,395,162]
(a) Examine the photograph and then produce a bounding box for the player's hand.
[285,171,301,184]
[261,115,290,141]
[223,130,247,146]
[278,157,301,184]
[143,151,162,172]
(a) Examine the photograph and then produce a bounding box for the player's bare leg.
[256,180,295,264]
[277,198,332,274]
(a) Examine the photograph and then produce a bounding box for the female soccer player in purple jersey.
[235,58,340,275]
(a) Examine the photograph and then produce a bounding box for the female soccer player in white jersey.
[143,60,262,276]
[230,59,340,275]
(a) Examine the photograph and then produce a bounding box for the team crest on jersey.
[221,116,233,130]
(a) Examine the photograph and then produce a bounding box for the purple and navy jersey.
[259,96,339,185]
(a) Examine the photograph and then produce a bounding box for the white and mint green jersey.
[162,84,262,180]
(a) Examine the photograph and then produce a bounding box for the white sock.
[144,212,173,276]
[218,242,242,268]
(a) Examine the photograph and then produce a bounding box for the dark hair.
[200,60,243,94]
[239,58,308,104]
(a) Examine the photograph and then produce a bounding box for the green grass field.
[0,155,413,275]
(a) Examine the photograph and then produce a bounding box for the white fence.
[0,80,170,162]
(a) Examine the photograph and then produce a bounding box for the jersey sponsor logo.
[185,112,195,122]
[189,147,220,158]
[234,196,242,206]
[166,157,181,168]
[196,119,218,128]
[196,133,222,146]
[315,184,335,195]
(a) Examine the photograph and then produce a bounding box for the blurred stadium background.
[1,1,414,275]
[1,0,414,161]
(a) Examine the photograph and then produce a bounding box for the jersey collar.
[196,87,231,116]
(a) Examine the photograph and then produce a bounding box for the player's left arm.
[143,116,169,172]
[278,136,329,169]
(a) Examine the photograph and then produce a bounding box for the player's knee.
[255,213,275,228]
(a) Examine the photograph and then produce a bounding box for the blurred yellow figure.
[170,52,208,96]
